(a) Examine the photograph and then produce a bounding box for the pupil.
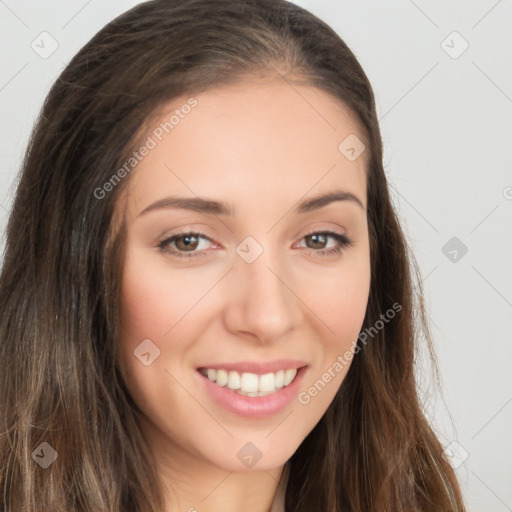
[309,234,325,249]
[179,235,197,250]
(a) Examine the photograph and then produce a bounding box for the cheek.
[331,269,370,342]
[118,245,206,353]
[292,263,370,442]
[119,254,176,341]
[116,248,202,439]
[313,247,371,349]
[116,248,193,400]
[301,246,370,398]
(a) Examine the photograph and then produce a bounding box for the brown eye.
[157,232,213,258]
[299,231,353,257]
[173,234,200,251]
[304,233,329,250]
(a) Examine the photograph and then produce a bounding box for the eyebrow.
[138,189,365,217]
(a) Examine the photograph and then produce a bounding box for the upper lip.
[197,359,307,375]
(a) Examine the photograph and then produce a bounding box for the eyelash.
[157,230,353,259]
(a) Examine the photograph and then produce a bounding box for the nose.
[223,245,303,344]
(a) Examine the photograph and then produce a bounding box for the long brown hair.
[0,0,466,510]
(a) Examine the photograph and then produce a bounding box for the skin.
[115,76,371,512]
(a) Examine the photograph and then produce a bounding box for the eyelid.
[159,223,347,244]
[300,226,346,239]
[157,226,215,245]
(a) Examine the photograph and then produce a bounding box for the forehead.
[121,78,368,218]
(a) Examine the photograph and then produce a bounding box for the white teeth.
[216,369,228,387]
[284,368,297,386]
[200,367,300,395]
[259,373,275,392]
[240,372,259,393]
[227,370,240,390]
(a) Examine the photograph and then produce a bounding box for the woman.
[0,0,466,510]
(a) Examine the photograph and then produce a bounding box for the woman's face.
[116,78,371,473]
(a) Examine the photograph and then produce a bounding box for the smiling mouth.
[198,367,302,397]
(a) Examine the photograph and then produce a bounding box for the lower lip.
[197,367,307,419]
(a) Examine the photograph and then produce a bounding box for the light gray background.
[1,1,511,510]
